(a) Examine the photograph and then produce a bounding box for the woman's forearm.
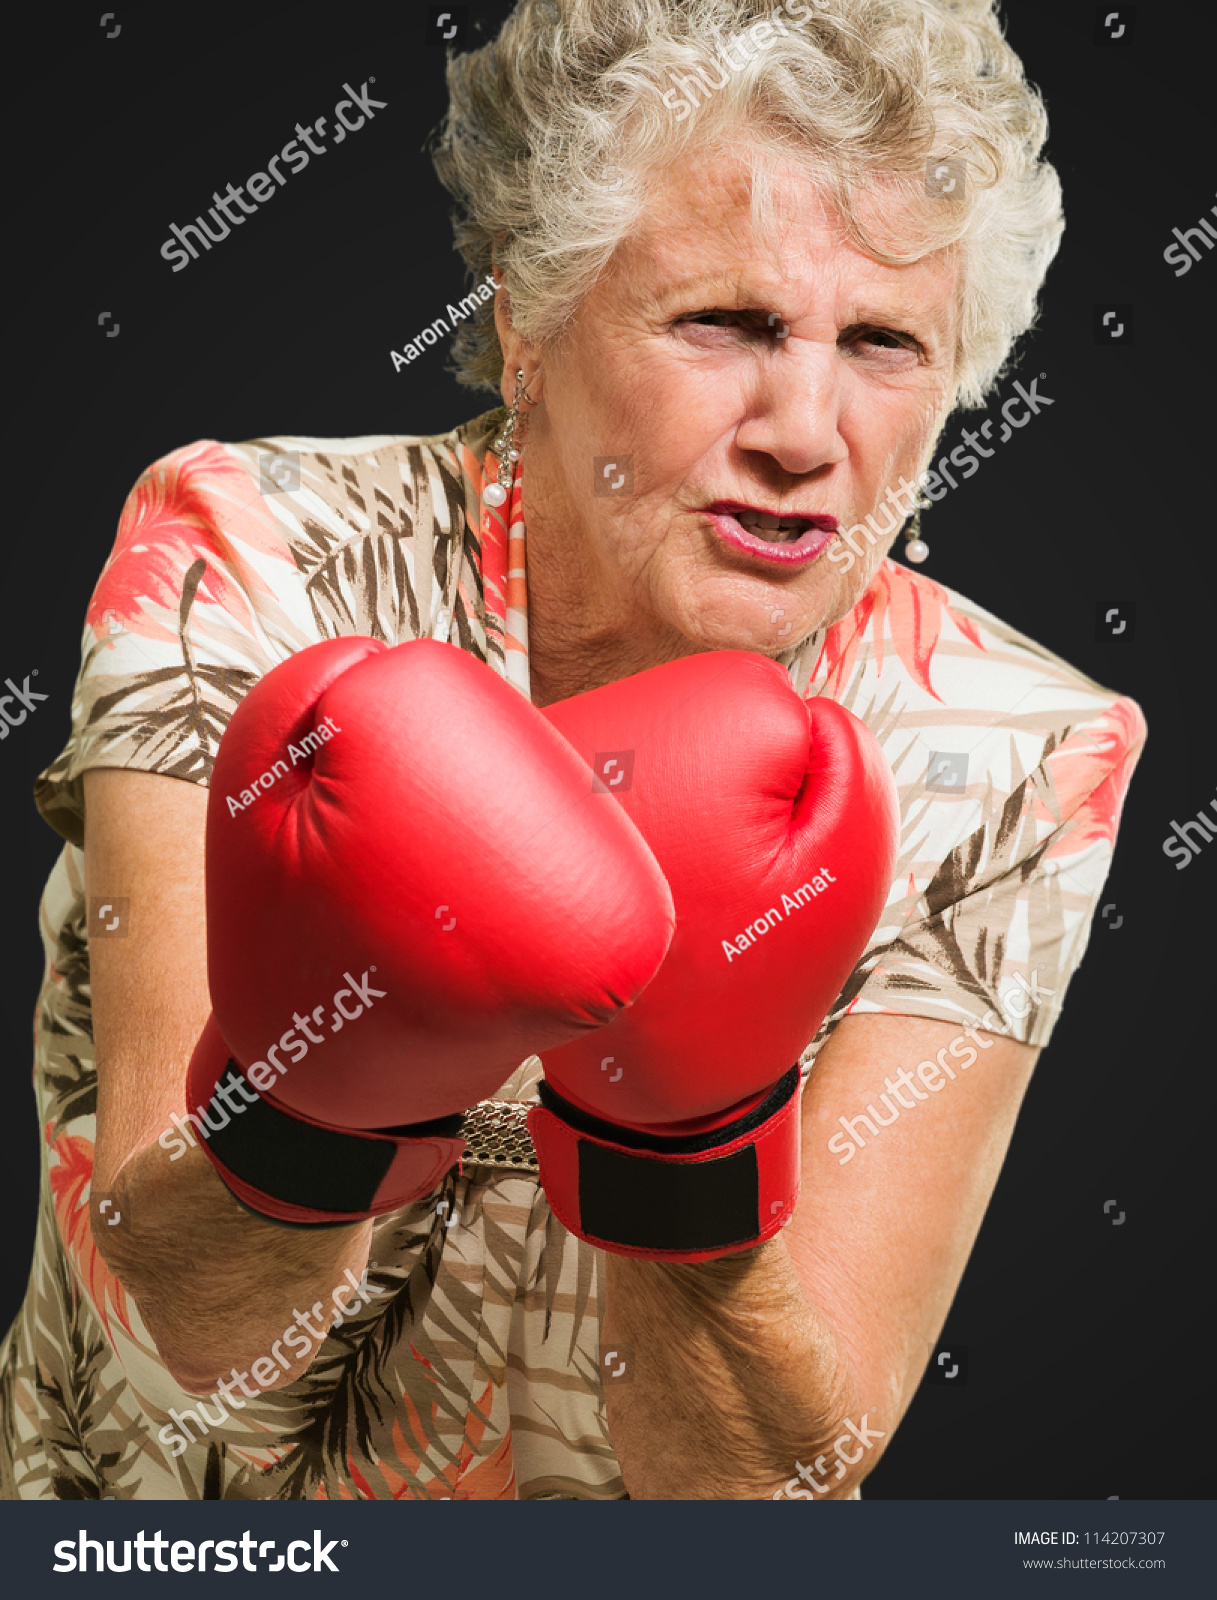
[94,1139,373,1394]
[603,1237,884,1500]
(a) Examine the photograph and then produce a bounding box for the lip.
[703,502,840,568]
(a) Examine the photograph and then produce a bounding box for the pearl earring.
[903,488,932,565]
[482,369,534,508]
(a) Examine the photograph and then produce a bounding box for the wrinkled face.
[514,146,959,658]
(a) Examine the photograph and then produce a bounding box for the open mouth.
[735,510,816,543]
[705,503,839,566]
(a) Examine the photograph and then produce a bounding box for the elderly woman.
[2,0,1144,1502]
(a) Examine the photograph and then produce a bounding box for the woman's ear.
[491,270,543,406]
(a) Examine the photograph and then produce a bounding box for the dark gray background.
[2,0,1212,1498]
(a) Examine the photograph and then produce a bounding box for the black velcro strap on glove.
[201,1059,462,1222]
[532,1065,801,1258]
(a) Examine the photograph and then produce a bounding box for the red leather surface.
[185,1010,466,1222]
[540,651,900,1132]
[204,638,675,1129]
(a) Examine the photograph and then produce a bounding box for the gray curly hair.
[431,0,1063,410]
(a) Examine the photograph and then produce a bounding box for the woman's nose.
[732,342,849,478]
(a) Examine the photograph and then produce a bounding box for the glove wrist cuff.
[527,1065,802,1262]
[186,1017,463,1226]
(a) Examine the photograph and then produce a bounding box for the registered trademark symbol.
[342,1540,348,1546]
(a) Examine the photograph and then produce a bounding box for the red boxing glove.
[531,651,899,1261]
[186,638,674,1225]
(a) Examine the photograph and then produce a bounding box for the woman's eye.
[681,309,785,336]
[847,327,916,353]
[679,314,922,358]
[685,309,755,328]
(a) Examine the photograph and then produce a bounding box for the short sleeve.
[832,694,1148,1050]
[33,439,324,847]
[33,427,479,848]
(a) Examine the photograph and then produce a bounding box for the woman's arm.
[85,768,373,1394]
[602,1012,1039,1499]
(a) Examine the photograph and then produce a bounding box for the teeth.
[737,509,806,542]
